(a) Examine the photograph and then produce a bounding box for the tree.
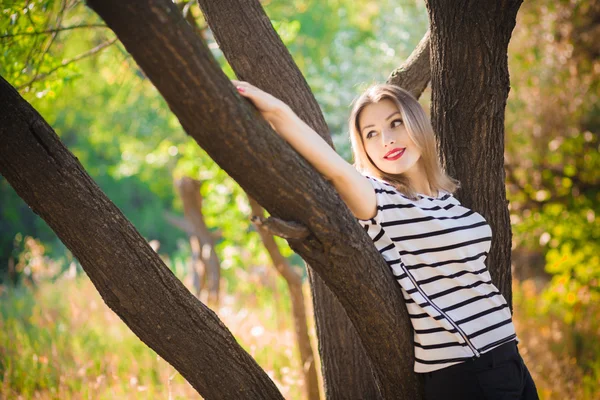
[196,1,432,397]
[175,176,221,305]
[0,0,523,398]
[249,196,321,400]
[426,0,522,308]
[0,75,282,399]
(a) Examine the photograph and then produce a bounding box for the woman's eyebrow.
[361,112,402,132]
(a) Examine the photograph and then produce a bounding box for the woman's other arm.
[233,80,376,220]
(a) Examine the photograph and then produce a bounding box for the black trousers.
[422,341,539,400]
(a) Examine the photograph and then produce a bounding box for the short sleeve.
[356,175,395,226]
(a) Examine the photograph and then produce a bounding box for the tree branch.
[87,0,418,398]
[28,0,69,93]
[250,215,310,240]
[247,195,320,400]
[0,75,284,400]
[164,211,196,235]
[196,1,411,398]
[164,210,222,240]
[426,0,523,308]
[17,37,118,90]
[387,29,431,99]
[0,24,108,38]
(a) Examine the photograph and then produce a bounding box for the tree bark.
[248,196,321,400]
[425,0,523,308]
[387,29,431,99]
[195,1,383,397]
[0,75,283,400]
[175,176,220,306]
[86,0,421,398]
[197,3,436,397]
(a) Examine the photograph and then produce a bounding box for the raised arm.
[233,80,376,220]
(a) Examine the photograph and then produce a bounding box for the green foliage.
[1,0,190,269]
[506,0,599,323]
[1,0,69,94]
[505,1,600,394]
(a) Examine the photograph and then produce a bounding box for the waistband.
[428,339,519,377]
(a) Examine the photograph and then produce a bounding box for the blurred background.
[0,0,598,398]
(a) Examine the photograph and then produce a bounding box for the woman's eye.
[392,119,403,128]
[366,131,377,139]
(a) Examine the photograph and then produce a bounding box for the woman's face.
[358,99,422,176]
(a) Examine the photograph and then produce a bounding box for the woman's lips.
[384,148,405,160]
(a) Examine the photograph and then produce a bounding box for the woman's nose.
[382,130,395,146]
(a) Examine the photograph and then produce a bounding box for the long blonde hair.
[349,84,459,199]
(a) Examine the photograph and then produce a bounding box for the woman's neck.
[404,161,434,197]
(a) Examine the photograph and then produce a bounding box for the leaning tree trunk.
[195,1,431,398]
[194,1,380,397]
[175,176,221,306]
[86,0,421,398]
[184,1,374,393]
[188,235,204,297]
[0,76,283,400]
[425,0,522,309]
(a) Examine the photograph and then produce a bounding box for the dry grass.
[1,266,597,399]
[0,271,311,400]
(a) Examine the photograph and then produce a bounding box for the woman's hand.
[232,81,375,219]
[232,80,290,123]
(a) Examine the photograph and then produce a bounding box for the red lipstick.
[384,147,405,160]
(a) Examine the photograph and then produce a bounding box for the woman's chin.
[377,160,419,176]
[379,167,408,175]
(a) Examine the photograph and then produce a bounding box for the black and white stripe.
[358,176,518,373]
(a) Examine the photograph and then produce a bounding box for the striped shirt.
[358,175,517,373]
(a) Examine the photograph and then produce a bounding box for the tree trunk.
[196,2,433,398]
[188,235,204,296]
[248,196,321,400]
[176,176,220,306]
[0,75,283,400]
[86,0,421,398]
[425,0,523,308]
[195,1,383,397]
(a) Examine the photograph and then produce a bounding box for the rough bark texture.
[195,2,434,398]
[194,1,383,398]
[248,196,321,400]
[425,0,523,308]
[387,30,431,99]
[86,0,421,398]
[0,76,283,400]
[175,177,220,305]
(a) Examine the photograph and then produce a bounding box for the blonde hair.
[349,83,459,199]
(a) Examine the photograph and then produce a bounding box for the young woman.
[233,80,539,399]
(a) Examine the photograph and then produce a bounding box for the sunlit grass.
[1,265,598,399]
[0,268,311,399]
